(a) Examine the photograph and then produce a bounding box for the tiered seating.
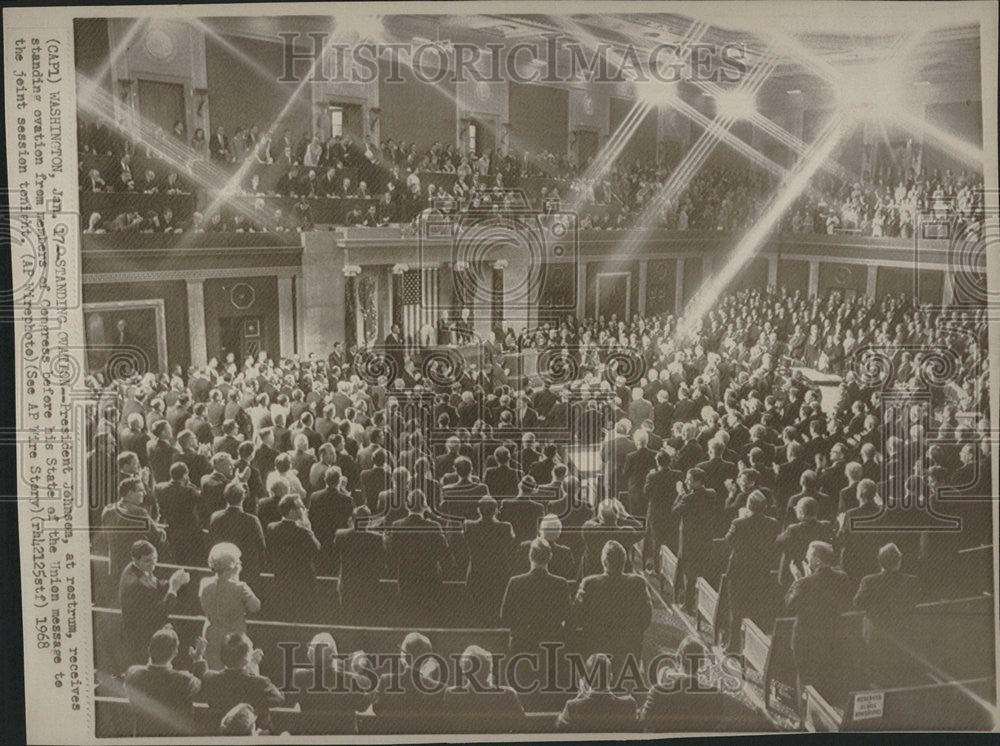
[95,696,562,737]
[93,606,508,684]
[91,555,477,626]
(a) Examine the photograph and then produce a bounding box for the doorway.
[219,316,262,364]
[137,79,186,137]
[596,273,630,323]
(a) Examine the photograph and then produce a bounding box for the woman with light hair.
[200,542,261,670]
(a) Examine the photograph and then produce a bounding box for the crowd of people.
[77,117,984,238]
[88,277,991,735]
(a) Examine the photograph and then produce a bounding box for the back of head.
[528,537,552,567]
[220,633,252,669]
[401,631,433,661]
[878,542,903,571]
[219,703,256,736]
[601,540,627,574]
[796,496,818,520]
[148,626,180,665]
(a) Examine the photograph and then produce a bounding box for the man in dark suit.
[118,540,190,669]
[251,428,279,477]
[102,477,166,584]
[212,419,242,459]
[207,482,266,586]
[155,461,204,567]
[622,430,658,518]
[515,513,576,580]
[309,467,354,574]
[724,491,780,650]
[484,446,521,499]
[370,633,445,733]
[124,626,204,736]
[499,475,545,544]
[601,420,637,499]
[776,497,833,586]
[854,542,922,686]
[442,644,526,733]
[672,468,721,614]
[695,438,738,511]
[440,456,490,522]
[286,633,371,735]
[575,540,652,667]
[197,632,285,731]
[643,451,683,570]
[209,125,230,163]
[176,430,211,488]
[200,453,235,526]
[674,422,706,475]
[463,496,517,623]
[146,420,179,484]
[774,442,809,519]
[386,490,452,622]
[359,448,391,512]
[501,538,572,655]
[783,469,833,526]
[265,494,321,618]
[330,506,385,620]
[578,500,643,579]
[836,478,883,583]
[784,541,854,710]
[556,653,637,732]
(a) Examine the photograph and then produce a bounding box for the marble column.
[391,263,408,332]
[576,261,588,321]
[767,255,778,288]
[277,275,295,359]
[637,260,648,317]
[343,265,361,350]
[675,258,685,316]
[808,260,820,297]
[185,279,207,369]
[866,265,878,300]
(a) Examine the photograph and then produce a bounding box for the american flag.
[401,268,439,349]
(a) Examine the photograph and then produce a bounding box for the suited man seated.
[776,496,833,586]
[639,636,770,732]
[441,645,526,733]
[196,632,285,731]
[575,540,652,666]
[500,538,572,655]
[578,499,643,580]
[286,633,370,735]
[484,446,521,499]
[123,625,204,736]
[371,632,446,733]
[499,475,546,544]
[515,513,576,580]
[556,653,638,732]
[440,456,490,521]
[854,542,922,686]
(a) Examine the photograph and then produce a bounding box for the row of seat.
[93,606,509,685]
[660,544,996,727]
[94,696,562,737]
[92,555,486,626]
